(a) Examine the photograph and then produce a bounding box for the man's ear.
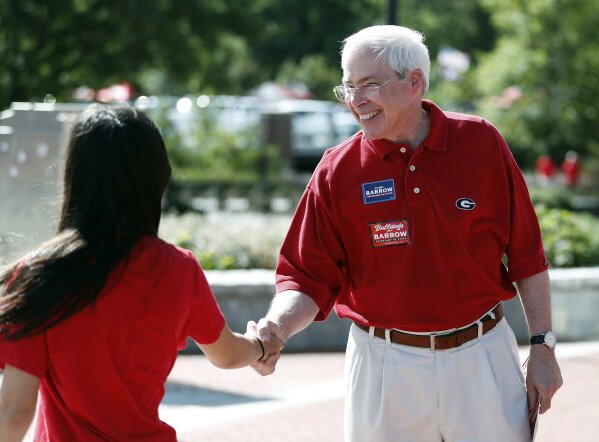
[408,69,426,96]
[409,69,424,88]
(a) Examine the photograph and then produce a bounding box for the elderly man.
[249,25,562,441]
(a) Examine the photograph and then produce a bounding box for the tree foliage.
[475,0,599,164]
[0,0,262,106]
[1,0,598,173]
[249,0,384,74]
[395,0,496,57]
[0,0,494,106]
[536,205,599,268]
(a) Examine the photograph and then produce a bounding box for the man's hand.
[246,319,286,376]
[516,271,563,414]
[245,290,319,376]
[525,346,563,414]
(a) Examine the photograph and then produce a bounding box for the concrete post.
[0,103,81,262]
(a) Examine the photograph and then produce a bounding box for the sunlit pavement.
[162,341,599,442]
[11,340,599,441]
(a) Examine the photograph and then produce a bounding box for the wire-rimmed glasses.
[333,77,398,102]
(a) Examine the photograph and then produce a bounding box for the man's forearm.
[515,269,552,336]
[265,290,319,342]
[515,269,563,412]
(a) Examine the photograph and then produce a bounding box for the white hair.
[341,25,431,94]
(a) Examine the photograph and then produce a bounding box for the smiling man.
[249,25,562,442]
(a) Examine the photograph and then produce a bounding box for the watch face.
[544,331,557,348]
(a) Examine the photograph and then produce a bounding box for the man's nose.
[348,89,367,106]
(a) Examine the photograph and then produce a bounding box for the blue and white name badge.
[362,179,396,205]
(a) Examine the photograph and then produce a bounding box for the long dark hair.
[0,105,171,340]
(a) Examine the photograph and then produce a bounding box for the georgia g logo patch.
[455,197,476,210]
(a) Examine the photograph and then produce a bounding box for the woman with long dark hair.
[0,105,282,441]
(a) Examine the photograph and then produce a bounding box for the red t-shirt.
[0,236,225,441]
[276,100,548,331]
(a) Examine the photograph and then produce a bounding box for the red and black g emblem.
[456,198,476,210]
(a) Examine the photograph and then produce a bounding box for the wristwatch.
[529,331,557,349]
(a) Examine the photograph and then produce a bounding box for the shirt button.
[400,147,407,153]
[413,187,421,194]
[409,165,416,171]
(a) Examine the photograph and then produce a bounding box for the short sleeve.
[183,256,225,345]
[275,184,347,320]
[492,124,549,281]
[0,261,49,378]
[0,331,48,379]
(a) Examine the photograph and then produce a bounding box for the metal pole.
[388,0,397,25]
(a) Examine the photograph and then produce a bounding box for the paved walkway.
[160,341,599,442]
[14,341,599,441]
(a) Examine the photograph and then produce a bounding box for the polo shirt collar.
[366,99,448,159]
[421,99,447,152]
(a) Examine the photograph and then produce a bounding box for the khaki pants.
[344,318,530,442]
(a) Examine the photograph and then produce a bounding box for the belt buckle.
[429,331,450,351]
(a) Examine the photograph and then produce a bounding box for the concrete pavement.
[162,341,599,442]
[12,340,599,441]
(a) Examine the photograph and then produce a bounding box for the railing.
[164,178,308,214]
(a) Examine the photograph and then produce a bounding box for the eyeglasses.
[333,76,399,102]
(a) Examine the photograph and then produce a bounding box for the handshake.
[244,318,285,376]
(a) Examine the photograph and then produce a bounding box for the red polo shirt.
[276,100,548,331]
[0,237,225,441]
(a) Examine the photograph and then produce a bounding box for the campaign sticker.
[362,179,396,205]
[369,219,410,248]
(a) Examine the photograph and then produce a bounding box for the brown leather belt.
[354,304,504,351]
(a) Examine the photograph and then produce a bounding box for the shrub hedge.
[159,207,599,270]
[535,206,599,268]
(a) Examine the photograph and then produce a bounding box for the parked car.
[146,95,360,171]
[261,99,359,171]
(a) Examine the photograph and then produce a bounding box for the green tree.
[276,55,341,100]
[0,0,502,108]
[396,0,496,57]
[255,0,497,101]
[250,0,384,77]
[475,0,599,165]
[0,0,263,109]
[244,0,387,100]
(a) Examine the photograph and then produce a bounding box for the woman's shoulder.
[131,236,199,273]
[133,236,192,258]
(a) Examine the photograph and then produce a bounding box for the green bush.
[536,206,599,267]
[529,186,573,210]
[149,103,282,183]
[159,212,291,270]
[159,207,599,270]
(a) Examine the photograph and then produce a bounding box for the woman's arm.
[0,364,40,442]
[197,324,284,369]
